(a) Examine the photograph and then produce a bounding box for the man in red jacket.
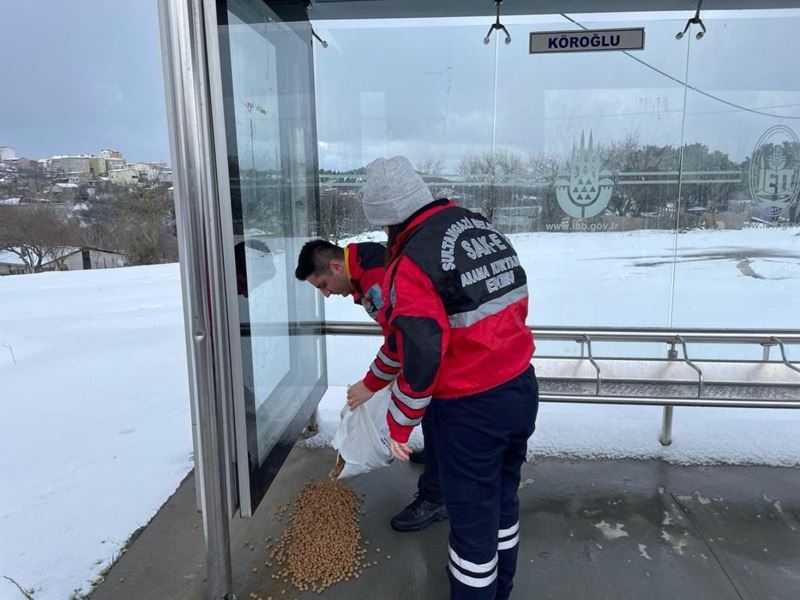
[295,239,447,532]
[295,239,386,321]
[354,156,539,600]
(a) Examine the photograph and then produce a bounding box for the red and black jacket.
[362,200,535,443]
[345,242,386,324]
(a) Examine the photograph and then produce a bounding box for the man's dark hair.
[295,239,344,280]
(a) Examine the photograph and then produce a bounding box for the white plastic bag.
[331,386,394,478]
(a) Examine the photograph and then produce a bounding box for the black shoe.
[409,449,426,464]
[390,495,448,532]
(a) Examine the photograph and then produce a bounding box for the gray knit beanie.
[362,156,434,226]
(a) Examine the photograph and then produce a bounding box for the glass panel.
[672,9,800,358]
[313,18,499,378]
[314,14,692,362]
[492,13,690,358]
[313,18,496,241]
[313,11,799,371]
[219,0,325,514]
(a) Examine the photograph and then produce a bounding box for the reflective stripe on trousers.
[432,366,539,600]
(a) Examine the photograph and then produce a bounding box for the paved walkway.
[89,447,800,600]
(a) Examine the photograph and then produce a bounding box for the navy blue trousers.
[431,366,539,600]
[417,408,443,502]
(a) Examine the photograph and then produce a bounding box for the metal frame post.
[158,0,235,598]
[659,342,678,446]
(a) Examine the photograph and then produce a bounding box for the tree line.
[317,135,799,239]
[0,168,177,273]
[2,135,797,273]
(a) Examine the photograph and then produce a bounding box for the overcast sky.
[311,10,800,171]
[0,1,170,163]
[1,4,799,170]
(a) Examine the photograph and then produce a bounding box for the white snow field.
[1,227,799,599]
[317,227,800,465]
[0,265,193,600]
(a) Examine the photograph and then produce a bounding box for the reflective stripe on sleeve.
[388,402,422,427]
[377,350,401,368]
[391,380,431,410]
[369,362,395,381]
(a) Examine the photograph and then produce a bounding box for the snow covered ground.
[0,265,192,600]
[316,227,800,463]
[1,227,798,599]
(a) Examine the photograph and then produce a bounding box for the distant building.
[105,157,125,171]
[100,149,124,160]
[51,182,79,203]
[14,158,40,171]
[109,167,140,186]
[89,157,108,177]
[0,251,24,276]
[60,247,127,271]
[0,146,16,161]
[106,161,169,183]
[53,182,79,190]
[50,155,91,175]
[127,162,152,181]
[0,247,126,276]
[60,173,85,185]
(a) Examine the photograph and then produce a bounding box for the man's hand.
[346,379,374,410]
[390,439,411,461]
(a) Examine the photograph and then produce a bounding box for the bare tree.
[1,160,51,202]
[599,132,647,172]
[527,151,564,224]
[457,149,526,220]
[116,185,177,265]
[73,181,179,264]
[319,186,369,240]
[527,151,561,182]
[0,205,84,272]
[415,156,446,177]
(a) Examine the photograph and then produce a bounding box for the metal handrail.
[323,322,798,388]
[540,393,800,409]
[323,321,800,447]
[535,327,800,345]
[323,321,800,345]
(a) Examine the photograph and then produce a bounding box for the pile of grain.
[266,479,371,594]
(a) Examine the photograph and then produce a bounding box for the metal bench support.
[660,343,678,446]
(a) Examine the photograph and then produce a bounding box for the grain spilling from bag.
[329,454,346,479]
[267,480,372,593]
